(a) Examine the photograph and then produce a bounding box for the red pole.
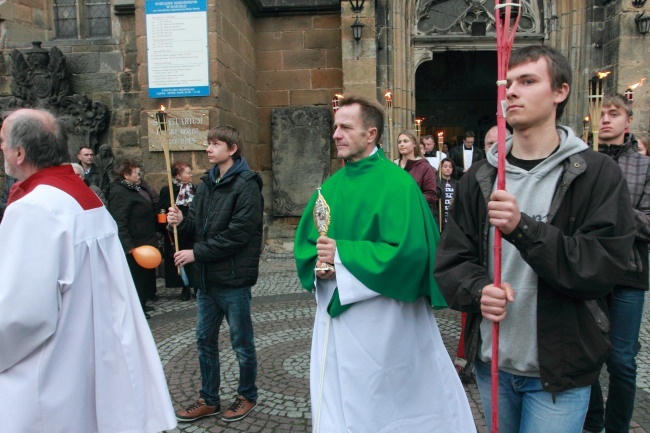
[493,2,521,432]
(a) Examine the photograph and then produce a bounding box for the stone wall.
[614,2,649,134]
[254,12,342,249]
[0,0,52,46]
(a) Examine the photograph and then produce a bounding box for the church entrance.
[415,50,497,149]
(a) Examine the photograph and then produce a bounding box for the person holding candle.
[168,126,263,424]
[435,46,635,433]
[394,130,438,216]
[158,160,196,301]
[583,93,650,433]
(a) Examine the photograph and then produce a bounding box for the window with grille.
[53,0,112,39]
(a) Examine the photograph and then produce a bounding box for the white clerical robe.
[0,184,176,433]
[310,252,476,433]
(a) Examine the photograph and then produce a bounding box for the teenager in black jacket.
[168,126,263,424]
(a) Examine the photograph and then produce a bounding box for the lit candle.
[588,71,611,151]
[625,78,646,105]
[384,90,392,108]
[157,105,167,132]
[414,118,422,138]
[438,131,444,146]
[332,93,344,112]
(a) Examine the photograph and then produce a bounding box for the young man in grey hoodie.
[434,46,635,433]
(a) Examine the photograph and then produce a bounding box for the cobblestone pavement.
[148,252,649,433]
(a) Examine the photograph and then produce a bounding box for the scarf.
[173,178,194,206]
[119,179,140,191]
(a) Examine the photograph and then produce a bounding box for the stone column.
[341,0,377,97]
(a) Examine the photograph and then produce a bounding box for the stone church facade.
[0,0,647,248]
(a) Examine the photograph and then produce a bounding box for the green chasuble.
[294,149,446,317]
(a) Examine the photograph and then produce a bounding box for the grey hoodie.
[479,126,588,376]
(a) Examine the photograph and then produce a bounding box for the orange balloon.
[132,245,162,269]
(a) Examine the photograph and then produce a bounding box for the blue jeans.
[196,287,258,406]
[584,287,645,433]
[475,359,590,433]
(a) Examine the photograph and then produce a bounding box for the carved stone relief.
[4,42,111,171]
[271,107,331,217]
[416,0,540,36]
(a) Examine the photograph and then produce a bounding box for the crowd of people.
[0,44,648,433]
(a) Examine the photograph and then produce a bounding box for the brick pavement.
[148,252,649,433]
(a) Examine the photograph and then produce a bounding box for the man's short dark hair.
[3,109,69,169]
[509,45,572,119]
[78,146,93,154]
[602,93,633,118]
[465,131,475,139]
[422,135,434,142]
[207,126,242,159]
[339,95,385,146]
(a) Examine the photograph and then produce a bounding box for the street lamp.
[636,12,650,36]
[351,17,364,42]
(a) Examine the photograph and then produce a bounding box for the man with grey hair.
[0,108,176,433]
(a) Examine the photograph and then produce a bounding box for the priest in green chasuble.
[294,95,475,433]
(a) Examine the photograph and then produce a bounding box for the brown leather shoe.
[221,395,257,422]
[175,398,220,422]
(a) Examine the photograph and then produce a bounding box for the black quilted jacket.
[177,157,263,289]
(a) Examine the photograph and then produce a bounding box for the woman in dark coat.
[108,159,158,318]
[157,161,196,300]
[394,129,438,216]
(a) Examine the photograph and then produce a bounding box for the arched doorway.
[415,50,497,148]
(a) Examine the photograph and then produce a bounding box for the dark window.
[53,0,111,39]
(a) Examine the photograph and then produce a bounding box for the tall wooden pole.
[157,106,181,274]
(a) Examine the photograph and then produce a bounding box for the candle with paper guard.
[157,105,167,131]
[384,90,393,159]
[414,118,422,139]
[331,93,344,112]
[625,78,646,104]
[437,131,444,146]
[384,90,392,107]
[588,71,611,151]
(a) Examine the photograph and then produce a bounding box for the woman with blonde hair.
[394,129,438,215]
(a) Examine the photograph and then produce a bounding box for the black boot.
[179,286,191,301]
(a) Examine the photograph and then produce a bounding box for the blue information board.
[146,0,209,98]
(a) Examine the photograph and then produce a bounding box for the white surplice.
[0,185,176,433]
[310,252,476,433]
